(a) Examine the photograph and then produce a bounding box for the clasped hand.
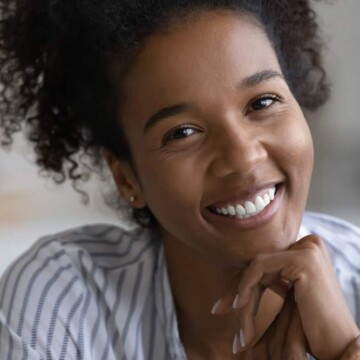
[212,235,360,359]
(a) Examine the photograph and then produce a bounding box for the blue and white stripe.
[0,212,359,359]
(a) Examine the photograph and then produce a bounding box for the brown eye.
[162,125,199,144]
[248,95,280,112]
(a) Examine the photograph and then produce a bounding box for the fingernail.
[356,335,360,347]
[232,333,239,354]
[211,299,222,314]
[232,294,239,309]
[239,328,246,348]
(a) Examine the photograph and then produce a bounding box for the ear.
[103,149,147,208]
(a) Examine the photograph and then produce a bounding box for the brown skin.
[105,10,358,359]
[114,10,313,263]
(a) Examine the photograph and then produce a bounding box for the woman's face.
[113,10,314,266]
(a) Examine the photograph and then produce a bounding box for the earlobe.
[103,149,147,208]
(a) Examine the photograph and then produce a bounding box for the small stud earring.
[129,195,135,203]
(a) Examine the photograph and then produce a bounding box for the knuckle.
[304,243,322,262]
[252,253,266,267]
[306,234,326,251]
[309,234,322,246]
[305,240,321,253]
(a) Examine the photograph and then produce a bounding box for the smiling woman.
[0,1,360,360]
[114,11,314,267]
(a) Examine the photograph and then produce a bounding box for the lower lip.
[205,185,284,230]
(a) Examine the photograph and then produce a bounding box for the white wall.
[307,0,360,224]
[0,137,120,275]
[1,0,360,276]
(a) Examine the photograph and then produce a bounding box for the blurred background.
[1,0,360,276]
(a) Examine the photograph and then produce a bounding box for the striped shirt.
[0,212,359,359]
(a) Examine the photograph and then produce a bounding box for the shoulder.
[302,211,360,275]
[302,212,360,240]
[302,212,360,254]
[1,223,157,277]
[0,223,159,359]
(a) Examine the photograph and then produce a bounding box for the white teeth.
[269,187,275,200]
[244,201,257,215]
[263,193,270,206]
[255,196,266,212]
[236,204,246,217]
[214,186,277,219]
[228,206,236,216]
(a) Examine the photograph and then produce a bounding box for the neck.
[162,232,285,359]
[162,233,242,358]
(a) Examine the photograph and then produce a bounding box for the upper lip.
[206,181,282,209]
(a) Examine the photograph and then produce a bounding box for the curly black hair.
[0,0,330,227]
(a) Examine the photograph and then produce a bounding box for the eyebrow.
[239,70,284,88]
[143,103,195,134]
[143,69,284,134]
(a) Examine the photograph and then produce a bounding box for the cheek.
[136,155,204,223]
[273,113,314,177]
[276,114,314,224]
[291,121,314,176]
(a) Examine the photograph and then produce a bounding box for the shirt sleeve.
[0,235,85,360]
[0,225,156,360]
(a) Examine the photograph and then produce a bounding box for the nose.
[210,124,268,178]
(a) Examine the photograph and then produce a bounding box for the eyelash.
[162,125,200,145]
[161,94,281,144]
[246,94,281,113]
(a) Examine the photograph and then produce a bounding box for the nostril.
[210,136,267,178]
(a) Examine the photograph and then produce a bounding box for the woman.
[0,0,359,359]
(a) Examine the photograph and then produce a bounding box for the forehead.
[120,10,282,118]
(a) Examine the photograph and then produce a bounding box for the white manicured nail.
[211,299,221,314]
[239,328,246,348]
[232,294,239,309]
[232,333,239,354]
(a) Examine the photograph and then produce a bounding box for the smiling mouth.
[208,186,278,219]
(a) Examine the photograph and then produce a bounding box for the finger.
[249,307,281,360]
[211,292,237,314]
[236,236,329,308]
[266,277,290,300]
[238,287,259,351]
[290,235,332,265]
[339,336,360,360]
[234,271,290,315]
[235,285,289,356]
[283,301,308,359]
[235,252,301,308]
[268,293,294,360]
[237,236,334,309]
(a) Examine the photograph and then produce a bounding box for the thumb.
[340,336,360,360]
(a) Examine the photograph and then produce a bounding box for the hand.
[339,336,360,360]
[239,290,308,359]
[212,284,307,358]
[231,235,359,360]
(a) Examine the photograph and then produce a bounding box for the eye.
[162,125,200,144]
[247,94,281,112]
